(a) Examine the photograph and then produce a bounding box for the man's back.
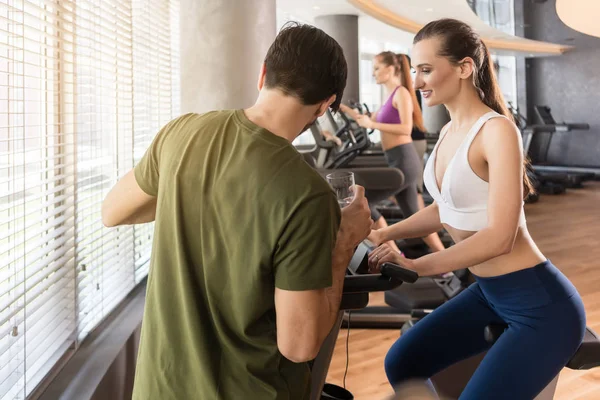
[132,110,341,399]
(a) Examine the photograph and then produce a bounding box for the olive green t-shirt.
[131,110,341,400]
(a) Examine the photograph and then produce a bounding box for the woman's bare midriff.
[381,131,413,151]
[444,224,547,277]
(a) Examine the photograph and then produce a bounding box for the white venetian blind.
[73,0,136,340]
[0,0,180,398]
[131,0,178,282]
[0,1,77,398]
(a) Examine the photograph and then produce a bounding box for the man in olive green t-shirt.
[101,23,372,399]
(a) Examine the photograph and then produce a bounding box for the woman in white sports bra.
[367,19,586,400]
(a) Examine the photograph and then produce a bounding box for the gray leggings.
[371,143,422,221]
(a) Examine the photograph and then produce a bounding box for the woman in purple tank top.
[340,52,445,253]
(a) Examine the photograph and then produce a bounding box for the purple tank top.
[376,87,401,124]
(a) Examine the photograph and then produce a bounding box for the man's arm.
[274,186,372,363]
[102,170,157,227]
[102,114,188,227]
[274,238,354,362]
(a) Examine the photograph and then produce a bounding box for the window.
[359,56,380,115]
[0,1,180,398]
[468,0,518,107]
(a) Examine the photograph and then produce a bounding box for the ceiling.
[277,0,415,49]
[276,0,572,57]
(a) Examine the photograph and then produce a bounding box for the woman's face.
[411,37,461,107]
[372,57,395,85]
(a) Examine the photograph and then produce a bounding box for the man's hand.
[368,243,415,273]
[337,185,372,251]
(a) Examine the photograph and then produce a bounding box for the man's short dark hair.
[264,22,347,112]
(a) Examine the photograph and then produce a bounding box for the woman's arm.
[339,104,361,120]
[370,110,378,121]
[321,129,342,146]
[372,118,524,276]
[369,202,443,245]
[358,87,413,135]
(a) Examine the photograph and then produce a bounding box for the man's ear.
[317,94,337,116]
[257,63,266,91]
[458,57,475,80]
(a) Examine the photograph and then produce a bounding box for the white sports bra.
[423,111,527,232]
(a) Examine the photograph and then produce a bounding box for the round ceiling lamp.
[556,0,600,38]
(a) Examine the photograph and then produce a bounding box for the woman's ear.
[458,57,476,80]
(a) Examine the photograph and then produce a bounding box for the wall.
[521,0,600,167]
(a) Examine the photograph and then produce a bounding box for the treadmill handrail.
[333,112,351,138]
[343,262,418,293]
[310,124,335,148]
[380,262,418,283]
[523,123,590,133]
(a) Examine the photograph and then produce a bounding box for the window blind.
[0,0,180,398]
[73,0,136,341]
[131,0,178,283]
[0,1,77,398]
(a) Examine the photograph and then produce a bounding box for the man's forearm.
[320,240,355,341]
[121,198,157,225]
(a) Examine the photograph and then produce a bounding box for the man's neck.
[244,90,318,142]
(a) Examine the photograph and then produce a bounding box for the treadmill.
[340,241,473,330]
[523,106,595,194]
[310,242,418,399]
[302,117,469,330]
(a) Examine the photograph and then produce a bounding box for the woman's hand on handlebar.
[368,243,415,273]
[321,129,342,146]
[367,229,384,247]
[339,104,361,120]
[355,114,375,130]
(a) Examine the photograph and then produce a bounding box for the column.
[180,0,277,114]
[423,104,450,134]
[315,15,360,105]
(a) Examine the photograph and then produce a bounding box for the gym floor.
[327,182,600,399]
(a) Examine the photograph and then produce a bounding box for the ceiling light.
[426,8,433,12]
[313,6,321,10]
[556,0,600,38]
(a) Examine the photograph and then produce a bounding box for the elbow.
[278,341,320,363]
[101,204,117,228]
[494,232,517,256]
[397,126,411,136]
[102,216,116,228]
[278,329,321,363]
[499,241,515,256]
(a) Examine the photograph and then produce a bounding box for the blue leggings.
[385,260,586,400]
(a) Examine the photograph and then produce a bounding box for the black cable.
[343,311,351,389]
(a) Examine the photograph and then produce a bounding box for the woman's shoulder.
[393,86,412,105]
[395,86,411,98]
[478,114,522,152]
